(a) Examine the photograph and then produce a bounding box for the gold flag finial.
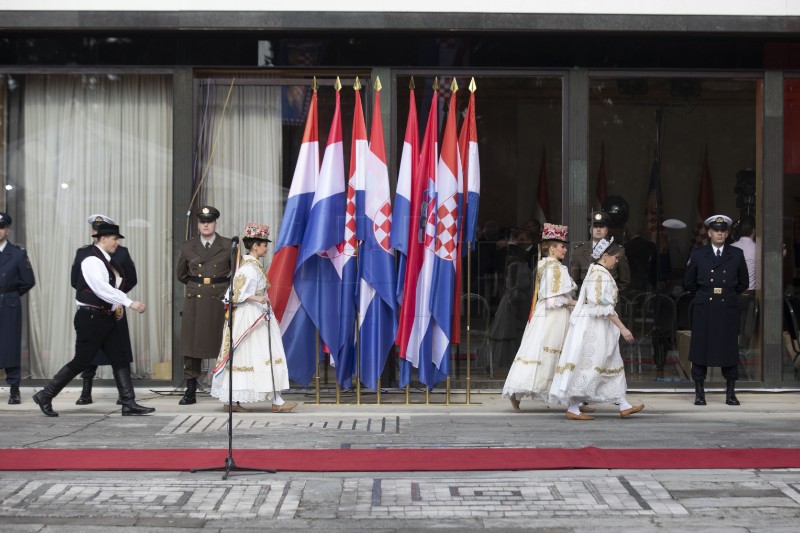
[450,77,458,93]
[353,76,362,91]
[469,77,476,93]
[334,76,342,92]
[433,77,439,91]
[409,76,415,90]
[374,76,382,92]
[312,76,318,92]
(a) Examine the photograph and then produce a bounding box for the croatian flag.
[294,87,347,386]
[333,86,367,389]
[429,89,461,386]
[391,86,419,306]
[397,88,438,389]
[267,89,320,386]
[359,84,399,391]
[452,83,480,344]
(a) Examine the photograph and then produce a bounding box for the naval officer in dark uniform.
[684,215,749,406]
[33,223,154,417]
[70,214,138,405]
[176,206,231,405]
[0,212,36,405]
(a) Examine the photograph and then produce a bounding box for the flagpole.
[353,76,363,407]
[315,330,321,404]
[465,77,477,405]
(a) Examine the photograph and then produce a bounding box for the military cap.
[196,206,220,222]
[705,214,732,231]
[87,213,116,228]
[588,210,610,227]
[0,212,10,228]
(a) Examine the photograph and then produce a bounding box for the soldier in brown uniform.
[569,211,630,294]
[176,206,231,405]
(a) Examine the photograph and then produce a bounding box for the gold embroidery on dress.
[594,365,624,375]
[264,358,284,366]
[595,272,603,303]
[552,264,562,292]
[555,363,576,374]
[232,272,247,303]
[543,346,561,354]
[512,357,542,365]
[231,365,255,372]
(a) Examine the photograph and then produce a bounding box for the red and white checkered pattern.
[343,183,357,256]
[435,194,458,261]
[373,201,392,252]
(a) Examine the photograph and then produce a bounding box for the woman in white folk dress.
[211,222,297,413]
[503,223,577,410]
[548,238,644,421]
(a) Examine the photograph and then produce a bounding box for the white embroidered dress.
[502,257,576,400]
[211,255,290,404]
[548,263,628,405]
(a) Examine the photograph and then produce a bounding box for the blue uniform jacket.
[0,242,36,368]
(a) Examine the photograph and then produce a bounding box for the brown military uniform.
[177,233,232,373]
[569,241,630,294]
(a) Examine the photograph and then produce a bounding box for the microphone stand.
[191,238,276,479]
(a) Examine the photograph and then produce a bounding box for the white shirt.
[732,236,757,290]
[76,245,133,310]
[200,236,216,248]
[712,244,725,257]
[0,241,7,253]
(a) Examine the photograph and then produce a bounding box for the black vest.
[74,245,123,311]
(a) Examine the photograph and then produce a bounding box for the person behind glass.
[569,211,630,294]
[503,223,576,411]
[548,238,644,420]
[176,206,231,405]
[33,223,154,417]
[210,222,297,413]
[684,215,749,406]
[0,212,36,405]
[70,214,137,406]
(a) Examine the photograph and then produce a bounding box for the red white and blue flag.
[294,87,347,386]
[452,85,480,344]
[267,89,320,386]
[397,88,439,389]
[429,89,461,386]
[358,84,399,391]
[391,86,419,307]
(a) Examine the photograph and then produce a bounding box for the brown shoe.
[272,401,298,413]
[565,411,594,421]
[509,396,521,412]
[578,404,596,413]
[222,402,252,413]
[620,404,645,418]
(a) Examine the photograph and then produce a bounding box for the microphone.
[231,236,239,247]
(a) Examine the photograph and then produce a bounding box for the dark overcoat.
[0,242,36,368]
[71,244,137,365]
[177,233,231,359]
[569,241,630,293]
[684,244,749,367]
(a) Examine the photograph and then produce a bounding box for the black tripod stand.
[191,236,276,479]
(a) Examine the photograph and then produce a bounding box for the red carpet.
[1,447,799,472]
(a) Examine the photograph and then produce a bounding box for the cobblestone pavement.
[0,388,799,530]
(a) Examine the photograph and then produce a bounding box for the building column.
[761,71,783,388]
[565,69,589,249]
[172,67,194,385]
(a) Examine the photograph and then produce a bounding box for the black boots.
[179,378,198,405]
[8,385,21,405]
[694,380,706,406]
[113,366,155,416]
[33,366,80,417]
[726,379,741,406]
[76,377,94,405]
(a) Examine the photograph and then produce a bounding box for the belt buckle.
[713,288,722,294]
[203,277,211,285]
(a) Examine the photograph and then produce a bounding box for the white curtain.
[22,74,173,379]
[198,82,283,262]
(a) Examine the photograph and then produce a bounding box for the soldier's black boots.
[179,377,198,405]
[8,385,20,405]
[75,377,94,405]
[726,379,741,406]
[694,380,706,406]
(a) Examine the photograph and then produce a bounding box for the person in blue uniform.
[684,215,749,406]
[70,214,138,405]
[0,212,36,405]
[33,223,154,417]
